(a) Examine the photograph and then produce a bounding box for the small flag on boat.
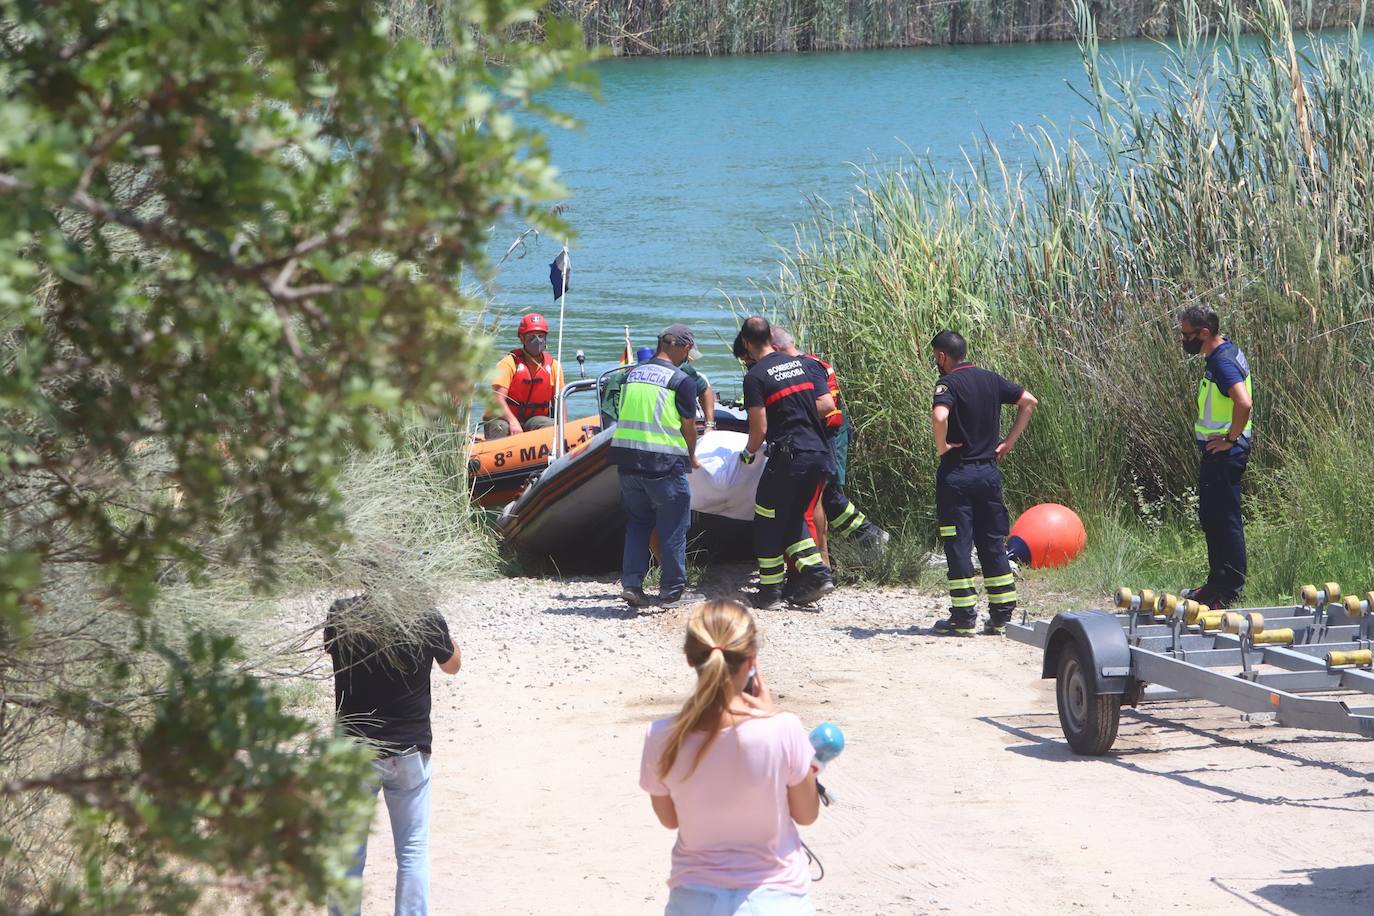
[549,247,571,300]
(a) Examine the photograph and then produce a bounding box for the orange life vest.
[505,348,556,422]
[806,353,845,430]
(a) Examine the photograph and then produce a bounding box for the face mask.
[523,335,546,356]
[1182,337,1203,356]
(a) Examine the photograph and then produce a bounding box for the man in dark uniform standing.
[929,330,1038,637]
[736,316,838,610]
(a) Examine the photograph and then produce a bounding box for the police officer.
[609,325,701,609]
[1179,305,1253,610]
[735,316,837,609]
[769,327,887,560]
[605,346,714,427]
[930,330,1038,637]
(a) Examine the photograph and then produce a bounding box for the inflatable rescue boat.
[497,393,760,571]
[467,414,601,509]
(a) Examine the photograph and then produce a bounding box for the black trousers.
[936,460,1017,626]
[754,451,829,588]
[1197,442,1250,603]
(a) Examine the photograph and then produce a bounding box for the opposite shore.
[518,0,1365,57]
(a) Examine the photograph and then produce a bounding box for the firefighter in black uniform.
[930,330,1038,637]
[769,326,888,560]
[735,316,838,609]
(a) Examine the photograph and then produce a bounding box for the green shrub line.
[534,0,1362,57]
[781,0,1374,604]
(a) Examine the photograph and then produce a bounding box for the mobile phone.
[744,666,757,696]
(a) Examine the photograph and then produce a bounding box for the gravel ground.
[341,567,1374,916]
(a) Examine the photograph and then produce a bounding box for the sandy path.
[358,569,1374,915]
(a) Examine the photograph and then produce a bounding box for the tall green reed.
[539,0,1360,56]
[782,0,1374,597]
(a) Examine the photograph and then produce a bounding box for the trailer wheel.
[1055,642,1121,755]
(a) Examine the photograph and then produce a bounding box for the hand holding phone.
[739,666,775,713]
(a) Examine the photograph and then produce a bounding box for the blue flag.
[549,249,570,300]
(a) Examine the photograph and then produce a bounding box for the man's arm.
[996,390,1038,460]
[700,385,716,427]
[1225,381,1252,439]
[438,638,461,675]
[492,384,522,434]
[746,405,767,456]
[681,417,699,469]
[932,404,959,456]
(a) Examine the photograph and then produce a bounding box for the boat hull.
[497,421,754,572]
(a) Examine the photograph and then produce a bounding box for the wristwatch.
[704,421,716,430]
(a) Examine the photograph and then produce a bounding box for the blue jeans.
[332,750,433,916]
[1197,439,1250,603]
[831,423,850,486]
[620,470,691,596]
[665,884,814,916]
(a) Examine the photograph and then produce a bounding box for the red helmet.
[517,313,549,337]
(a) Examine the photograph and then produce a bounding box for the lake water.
[490,34,1359,384]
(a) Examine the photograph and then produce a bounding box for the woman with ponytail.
[640,599,821,915]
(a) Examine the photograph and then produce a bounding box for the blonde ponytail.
[657,600,758,781]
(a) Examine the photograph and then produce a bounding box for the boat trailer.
[1006,584,1374,754]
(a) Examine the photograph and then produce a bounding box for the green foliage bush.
[0,0,586,909]
[783,0,1374,600]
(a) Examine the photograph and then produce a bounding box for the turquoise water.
[490,35,1358,384]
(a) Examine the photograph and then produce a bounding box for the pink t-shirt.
[639,711,815,893]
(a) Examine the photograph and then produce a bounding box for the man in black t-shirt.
[929,330,1038,637]
[735,316,837,609]
[325,594,461,915]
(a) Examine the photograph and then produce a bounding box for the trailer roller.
[1182,601,1211,625]
[1299,582,1342,607]
[1196,612,1224,631]
[1326,649,1373,669]
[1341,593,1374,618]
[1220,612,1266,635]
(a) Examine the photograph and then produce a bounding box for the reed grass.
[536,0,1360,56]
[782,0,1374,603]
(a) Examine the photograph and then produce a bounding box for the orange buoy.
[1008,503,1086,568]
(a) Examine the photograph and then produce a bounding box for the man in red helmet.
[484,313,565,439]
